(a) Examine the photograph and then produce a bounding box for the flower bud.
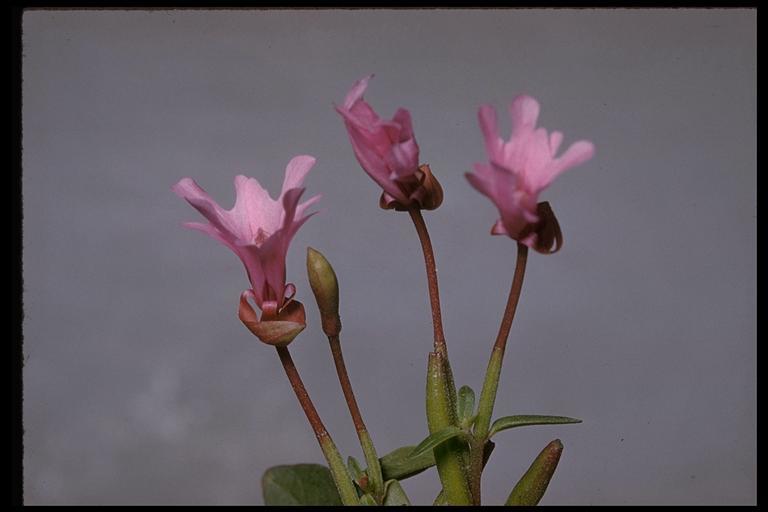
[306,247,341,336]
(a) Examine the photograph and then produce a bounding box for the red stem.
[328,335,367,433]
[275,346,329,440]
[494,242,529,352]
[408,208,447,355]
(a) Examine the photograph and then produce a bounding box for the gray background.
[22,9,756,505]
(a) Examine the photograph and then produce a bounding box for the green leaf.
[378,445,436,481]
[383,479,411,505]
[409,426,468,459]
[506,439,564,505]
[457,385,476,426]
[489,415,581,438]
[262,464,342,506]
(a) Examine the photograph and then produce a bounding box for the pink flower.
[466,95,594,253]
[335,75,443,211]
[173,156,320,344]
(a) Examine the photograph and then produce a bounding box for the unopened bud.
[306,247,341,336]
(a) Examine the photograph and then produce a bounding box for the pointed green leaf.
[409,426,468,459]
[383,479,411,505]
[378,445,436,481]
[262,464,342,506]
[360,493,378,505]
[489,415,581,438]
[457,385,476,426]
[506,439,564,505]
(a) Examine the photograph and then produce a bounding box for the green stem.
[275,346,360,505]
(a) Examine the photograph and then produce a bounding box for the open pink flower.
[335,75,443,211]
[466,95,594,253]
[173,156,320,343]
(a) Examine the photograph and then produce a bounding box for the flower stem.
[327,334,384,499]
[407,208,447,355]
[471,243,528,502]
[275,346,360,505]
[474,242,528,438]
[408,208,457,404]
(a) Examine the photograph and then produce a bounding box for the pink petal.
[182,222,238,253]
[391,108,415,140]
[282,155,316,193]
[490,219,509,235]
[478,105,502,160]
[556,140,595,170]
[465,171,496,200]
[232,175,282,241]
[549,131,563,156]
[343,74,374,109]
[509,95,540,136]
[385,138,420,179]
[296,193,322,220]
[172,178,237,237]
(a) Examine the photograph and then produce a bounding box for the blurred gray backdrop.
[22,8,756,505]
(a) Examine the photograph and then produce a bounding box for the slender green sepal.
[489,415,582,438]
[505,439,564,506]
[383,479,411,505]
[359,429,384,498]
[347,456,364,482]
[426,352,473,505]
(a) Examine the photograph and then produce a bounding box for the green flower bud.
[306,247,341,336]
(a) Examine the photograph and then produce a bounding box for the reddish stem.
[408,208,447,355]
[275,346,328,440]
[328,335,367,433]
[494,242,529,352]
